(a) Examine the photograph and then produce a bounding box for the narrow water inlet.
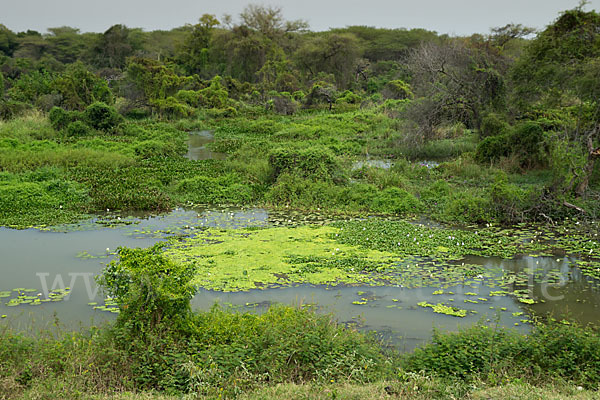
[185,130,228,161]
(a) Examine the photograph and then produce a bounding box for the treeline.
[0,5,440,113]
[0,3,598,201]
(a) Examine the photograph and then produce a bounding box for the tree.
[239,4,307,43]
[52,62,113,110]
[45,26,86,64]
[512,6,600,196]
[406,40,505,138]
[178,14,219,75]
[294,33,362,88]
[0,25,18,56]
[93,24,139,69]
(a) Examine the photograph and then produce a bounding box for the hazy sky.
[2,0,598,35]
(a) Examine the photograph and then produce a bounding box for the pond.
[185,130,227,161]
[1,207,599,350]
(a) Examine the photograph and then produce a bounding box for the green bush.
[403,321,600,388]
[268,146,343,182]
[175,174,254,204]
[371,187,422,215]
[95,245,387,394]
[475,134,512,163]
[480,113,509,138]
[134,139,182,159]
[49,106,80,131]
[476,121,545,167]
[382,79,413,100]
[443,191,492,223]
[509,121,545,166]
[84,101,123,132]
[489,174,529,223]
[65,120,92,137]
[99,244,197,335]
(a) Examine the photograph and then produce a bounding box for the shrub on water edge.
[265,173,338,209]
[268,146,344,183]
[489,174,530,223]
[175,173,255,205]
[442,190,492,223]
[403,321,600,388]
[92,246,388,394]
[134,140,183,159]
[371,187,422,215]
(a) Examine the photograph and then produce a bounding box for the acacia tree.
[294,32,362,88]
[211,5,306,83]
[405,40,504,139]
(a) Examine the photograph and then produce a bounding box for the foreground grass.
[8,381,598,399]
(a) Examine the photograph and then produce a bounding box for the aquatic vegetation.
[2,287,71,307]
[417,301,467,317]
[164,225,401,291]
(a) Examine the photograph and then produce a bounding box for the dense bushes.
[50,102,122,134]
[268,146,344,182]
[175,173,255,204]
[403,321,600,388]
[475,121,545,167]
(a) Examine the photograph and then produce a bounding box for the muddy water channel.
[185,130,227,161]
[1,208,599,351]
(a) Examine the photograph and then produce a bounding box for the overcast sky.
[2,0,598,36]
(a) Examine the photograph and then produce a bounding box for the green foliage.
[83,101,123,132]
[371,187,422,215]
[382,79,413,100]
[268,146,343,182]
[52,62,113,110]
[65,120,92,137]
[175,174,255,204]
[335,90,362,105]
[49,106,80,131]
[404,321,600,388]
[133,139,183,159]
[475,134,511,163]
[509,121,545,166]
[0,173,88,226]
[98,244,197,334]
[512,8,600,104]
[443,190,492,223]
[480,113,508,138]
[197,75,229,108]
[476,121,545,167]
[489,174,529,223]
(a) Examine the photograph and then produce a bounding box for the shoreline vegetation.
[1,3,600,398]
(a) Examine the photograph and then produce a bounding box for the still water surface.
[1,207,599,350]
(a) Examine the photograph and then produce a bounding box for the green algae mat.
[163,218,600,297]
[164,225,402,291]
